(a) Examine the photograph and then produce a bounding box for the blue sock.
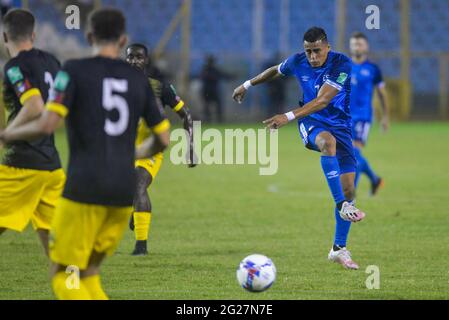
[334,206,351,247]
[354,147,363,187]
[354,147,378,185]
[320,156,345,205]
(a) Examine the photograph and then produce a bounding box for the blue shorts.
[352,120,371,145]
[298,117,356,174]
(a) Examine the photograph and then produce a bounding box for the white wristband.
[285,111,295,121]
[243,80,252,90]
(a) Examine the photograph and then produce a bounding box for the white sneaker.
[328,247,359,270]
[339,201,366,222]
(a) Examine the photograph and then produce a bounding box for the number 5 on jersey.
[103,78,129,136]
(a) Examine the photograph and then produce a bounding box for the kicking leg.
[314,132,364,269]
[131,167,152,255]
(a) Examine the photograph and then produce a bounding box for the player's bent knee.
[316,132,337,156]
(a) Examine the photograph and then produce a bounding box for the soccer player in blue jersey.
[233,27,365,269]
[349,32,389,195]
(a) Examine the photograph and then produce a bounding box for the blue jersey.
[278,51,352,128]
[350,60,383,122]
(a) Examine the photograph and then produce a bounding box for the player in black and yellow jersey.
[1,9,170,300]
[0,9,65,255]
[126,43,196,255]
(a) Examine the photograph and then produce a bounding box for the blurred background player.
[233,27,365,270]
[262,52,287,118]
[200,55,233,123]
[126,43,196,256]
[1,8,170,300]
[349,32,388,195]
[0,9,65,256]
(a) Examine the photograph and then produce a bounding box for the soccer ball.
[236,254,276,292]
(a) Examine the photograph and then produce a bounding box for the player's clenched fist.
[232,84,247,104]
[263,114,289,130]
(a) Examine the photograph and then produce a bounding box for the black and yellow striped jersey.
[2,48,62,171]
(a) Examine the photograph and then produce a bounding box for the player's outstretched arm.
[376,85,389,132]
[6,94,45,131]
[263,84,339,130]
[232,65,281,104]
[135,128,170,160]
[0,109,62,143]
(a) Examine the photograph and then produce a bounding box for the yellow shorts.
[135,152,163,180]
[0,165,65,232]
[49,197,132,270]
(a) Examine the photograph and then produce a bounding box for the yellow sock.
[134,211,151,241]
[82,274,108,300]
[52,272,91,300]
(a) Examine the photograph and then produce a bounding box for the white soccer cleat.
[328,247,359,270]
[339,201,366,222]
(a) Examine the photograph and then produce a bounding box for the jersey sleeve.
[277,54,297,77]
[325,58,351,91]
[161,81,184,112]
[45,64,75,118]
[4,59,42,105]
[373,65,385,88]
[143,82,170,134]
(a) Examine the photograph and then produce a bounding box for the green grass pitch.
[1,122,448,300]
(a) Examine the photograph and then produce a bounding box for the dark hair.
[3,9,35,42]
[88,8,126,43]
[127,43,148,56]
[350,31,368,41]
[303,27,328,43]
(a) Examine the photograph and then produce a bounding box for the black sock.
[337,201,346,211]
[333,244,345,251]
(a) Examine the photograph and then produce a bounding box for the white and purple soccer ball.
[236,254,276,292]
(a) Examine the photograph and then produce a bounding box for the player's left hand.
[263,114,289,130]
[381,116,389,133]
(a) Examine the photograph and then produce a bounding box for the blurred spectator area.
[3,0,448,121]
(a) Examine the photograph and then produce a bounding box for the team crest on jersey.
[54,71,70,91]
[7,66,24,84]
[13,79,32,96]
[336,73,348,85]
[16,81,26,93]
